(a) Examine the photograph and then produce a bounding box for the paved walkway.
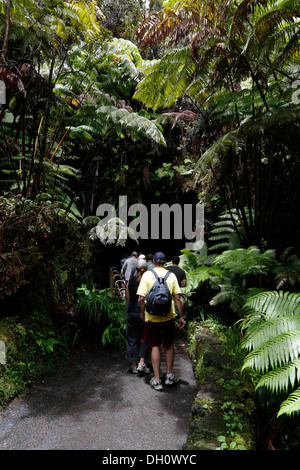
[0,335,197,451]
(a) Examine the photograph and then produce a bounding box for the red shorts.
[142,319,175,349]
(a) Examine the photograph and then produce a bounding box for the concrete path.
[0,336,197,451]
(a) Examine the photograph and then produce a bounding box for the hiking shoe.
[137,363,151,374]
[150,377,163,391]
[129,365,138,374]
[165,373,179,385]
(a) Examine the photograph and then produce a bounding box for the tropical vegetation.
[0,0,300,450]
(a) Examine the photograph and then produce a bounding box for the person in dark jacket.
[125,259,150,374]
[166,256,187,287]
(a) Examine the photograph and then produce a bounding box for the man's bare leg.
[151,346,161,382]
[164,344,174,375]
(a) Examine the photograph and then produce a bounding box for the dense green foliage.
[135,0,300,248]
[76,285,126,348]
[0,310,78,404]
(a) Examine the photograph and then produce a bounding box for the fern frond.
[270,31,300,75]
[242,9,299,55]
[213,246,276,276]
[89,217,138,247]
[209,276,247,313]
[242,316,300,351]
[68,105,166,145]
[241,290,300,416]
[210,227,236,236]
[194,96,300,181]
[242,330,300,373]
[107,38,144,67]
[194,130,243,179]
[55,0,103,39]
[228,0,269,42]
[180,248,202,270]
[184,266,222,292]
[136,4,201,48]
[210,286,241,306]
[133,47,196,111]
[208,241,233,251]
[256,359,300,393]
[243,291,300,319]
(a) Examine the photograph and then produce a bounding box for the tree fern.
[194,129,244,178]
[85,216,138,247]
[1,0,103,58]
[213,246,276,276]
[68,104,166,145]
[180,246,207,270]
[183,265,222,295]
[133,47,196,111]
[209,272,248,314]
[194,103,300,246]
[240,290,300,416]
[208,209,242,253]
[180,238,277,316]
[177,246,221,301]
[240,1,300,61]
[106,37,149,69]
[51,0,103,41]
[205,246,277,315]
[273,248,300,289]
[96,38,151,101]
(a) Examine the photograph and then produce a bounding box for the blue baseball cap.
[153,252,166,263]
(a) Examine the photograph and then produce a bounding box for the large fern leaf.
[183,266,222,293]
[240,290,300,416]
[133,47,196,111]
[213,246,276,276]
[88,217,138,247]
[242,330,300,372]
[256,359,300,393]
[243,291,300,320]
[278,388,300,417]
[242,316,300,350]
[68,105,166,145]
[208,209,243,253]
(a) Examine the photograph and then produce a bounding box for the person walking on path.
[137,252,185,391]
[125,259,150,374]
[146,254,154,270]
[121,251,138,283]
[166,255,187,287]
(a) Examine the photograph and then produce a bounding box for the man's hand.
[174,294,185,328]
[178,316,185,329]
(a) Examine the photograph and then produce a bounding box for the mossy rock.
[186,321,256,450]
[0,311,58,408]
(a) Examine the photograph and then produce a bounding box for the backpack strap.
[152,269,171,283]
